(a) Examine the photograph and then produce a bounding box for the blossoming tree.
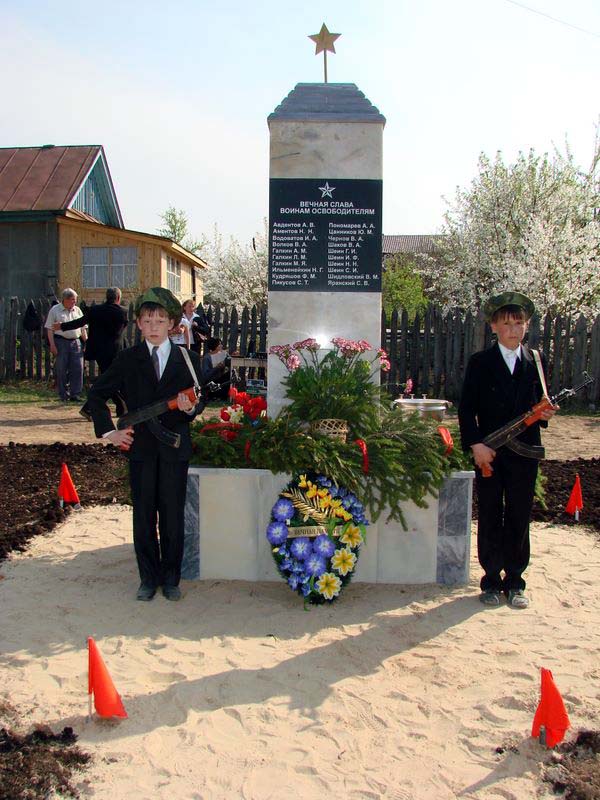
[423,133,600,316]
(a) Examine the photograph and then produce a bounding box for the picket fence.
[1,296,598,405]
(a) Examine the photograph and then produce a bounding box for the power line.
[503,0,600,39]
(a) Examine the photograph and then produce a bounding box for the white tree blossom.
[199,220,268,308]
[423,133,600,316]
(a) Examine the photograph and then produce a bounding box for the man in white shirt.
[45,288,87,401]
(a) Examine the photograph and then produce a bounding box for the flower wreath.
[266,473,368,606]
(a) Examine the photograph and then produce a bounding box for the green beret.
[483,291,535,322]
[134,287,182,321]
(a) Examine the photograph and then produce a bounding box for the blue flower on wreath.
[288,574,301,590]
[290,537,312,560]
[280,557,295,571]
[313,535,335,558]
[316,475,332,487]
[266,521,288,546]
[305,553,327,577]
[301,581,312,597]
[291,560,306,574]
[278,544,289,557]
[271,498,294,522]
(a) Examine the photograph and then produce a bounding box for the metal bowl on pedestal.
[393,397,451,422]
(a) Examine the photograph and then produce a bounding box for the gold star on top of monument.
[309,23,341,55]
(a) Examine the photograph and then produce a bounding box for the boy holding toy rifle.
[458,292,558,609]
[87,287,205,602]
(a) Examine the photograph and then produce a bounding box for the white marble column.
[267,83,385,417]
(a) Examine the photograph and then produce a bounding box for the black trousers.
[475,450,538,593]
[128,457,189,588]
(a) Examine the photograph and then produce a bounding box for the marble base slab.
[182,468,473,585]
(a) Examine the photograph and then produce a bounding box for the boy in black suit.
[87,288,205,602]
[459,292,557,609]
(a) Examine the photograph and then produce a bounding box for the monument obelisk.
[267,25,386,416]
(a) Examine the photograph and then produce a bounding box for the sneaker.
[507,590,529,609]
[479,590,501,606]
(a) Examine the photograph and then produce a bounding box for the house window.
[166,255,181,294]
[82,246,138,288]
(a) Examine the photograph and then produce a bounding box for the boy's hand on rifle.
[176,392,195,413]
[471,442,496,472]
[540,403,559,421]
[106,427,134,449]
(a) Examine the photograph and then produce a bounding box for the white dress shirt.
[145,338,172,379]
[498,342,522,374]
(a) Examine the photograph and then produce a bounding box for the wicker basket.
[310,418,349,442]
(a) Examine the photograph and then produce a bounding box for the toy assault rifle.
[116,386,201,450]
[480,372,594,477]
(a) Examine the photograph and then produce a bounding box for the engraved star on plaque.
[318,181,336,198]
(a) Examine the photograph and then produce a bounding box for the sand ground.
[1,403,599,799]
[0,507,599,799]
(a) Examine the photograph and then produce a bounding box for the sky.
[1,0,598,246]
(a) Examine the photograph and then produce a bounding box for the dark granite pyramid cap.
[268,83,385,125]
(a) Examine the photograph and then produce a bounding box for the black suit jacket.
[458,343,547,452]
[61,302,128,363]
[87,342,204,461]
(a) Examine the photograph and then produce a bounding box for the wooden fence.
[1,296,598,405]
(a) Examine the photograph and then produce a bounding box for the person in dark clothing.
[87,287,205,602]
[458,291,558,609]
[201,337,230,400]
[55,287,128,418]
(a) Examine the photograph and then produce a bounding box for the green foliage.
[157,206,205,254]
[0,380,56,404]
[534,467,547,510]
[382,255,429,320]
[282,352,382,438]
[191,409,470,529]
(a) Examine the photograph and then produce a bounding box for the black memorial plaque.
[269,178,382,292]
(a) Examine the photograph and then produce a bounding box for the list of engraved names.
[269,179,382,292]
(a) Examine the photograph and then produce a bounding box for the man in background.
[54,286,128,418]
[45,288,87,402]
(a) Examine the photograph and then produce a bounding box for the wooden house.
[0,144,207,302]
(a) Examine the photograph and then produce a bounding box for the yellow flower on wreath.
[333,507,352,522]
[316,572,342,600]
[340,524,363,547]
[331,547,357,576]
[306,483,318,499]
[298,475,309,488]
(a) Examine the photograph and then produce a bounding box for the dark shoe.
[136,584,156,601]
[69,395,82,402]
[479,590,501,606]
[507,589,529,609]
[162,585,181,601]
[79,406,92,422]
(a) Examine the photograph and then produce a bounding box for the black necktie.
[151,346,160,380]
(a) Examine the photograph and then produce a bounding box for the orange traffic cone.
[58,463,81,509]
[88,637,127,719]
[531,667,570,748]
[565,474,583,521]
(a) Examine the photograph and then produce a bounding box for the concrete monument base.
[182,468,474,585]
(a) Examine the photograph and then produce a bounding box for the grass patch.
[0,381,56,404]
